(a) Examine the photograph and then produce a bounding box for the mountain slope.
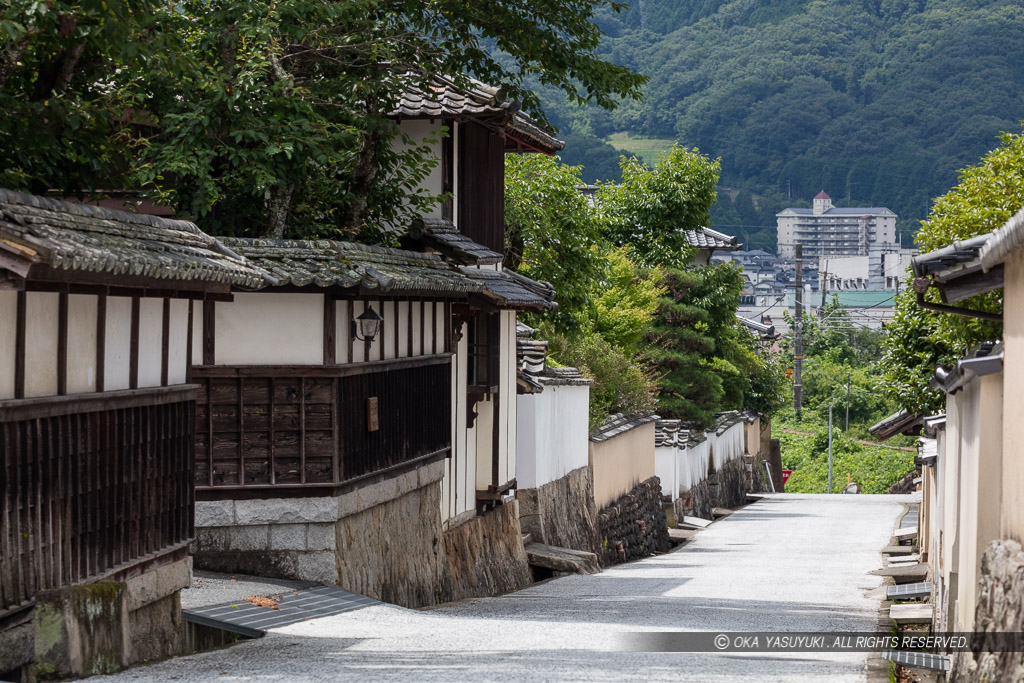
[540,0,1024,248]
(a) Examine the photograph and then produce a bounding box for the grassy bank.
[779,428,915,494]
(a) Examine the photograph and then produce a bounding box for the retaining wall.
[597,477,670,566]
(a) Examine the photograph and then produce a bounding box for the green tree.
[880,130,1024,413]
[2,0,647,239]
[504,153,605,331]
[598,144,720,267]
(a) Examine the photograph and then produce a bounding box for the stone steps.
[525,542,601,575]
[890,603,932,625]
[668,528,699,544]
[871,563,929,584]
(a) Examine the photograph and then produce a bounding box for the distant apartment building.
[776,191,897,258]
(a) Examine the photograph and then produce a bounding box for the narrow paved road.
[105,494,911,682]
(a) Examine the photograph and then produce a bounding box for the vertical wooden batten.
[129,296,140,389]
[56,292,68,396]
[185,300,193,383]
[95,294,106,393]
[202,301,215,366]
[323,295,336,366]
[14,290,26,399]
[161,298,170,386]
[346,300,354,364]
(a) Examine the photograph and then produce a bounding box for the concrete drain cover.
[184,585,379,635]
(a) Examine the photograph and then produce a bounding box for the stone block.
[35,584,130,679]
[191,527,228,553]
[194,500,235,527]
[0,623,32,674]
[419,460,446,487]
[295,552,338,584]
[128,593,182,664]
[337,488,358,519]
[396,470,418,497]
[356,477,398,512]
[269,524,308,551]
[227,524,270,552]
[306,524,337,551]
[125,558,191,612]
[235,497,338,525]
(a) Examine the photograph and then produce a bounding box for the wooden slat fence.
[0,387,196,619]
[194,355,451,492]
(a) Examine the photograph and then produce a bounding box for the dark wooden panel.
[195,359,451,492]
[457,121,505,252]
[0,390,195,617]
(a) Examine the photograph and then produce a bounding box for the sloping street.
[104,494,911,682]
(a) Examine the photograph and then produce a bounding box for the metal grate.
[184,585,378,635]
[883,650,950,672]
[887,581,932,600]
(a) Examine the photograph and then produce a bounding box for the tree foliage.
[534,0,1024,246]
[1,0,646,239]
[597,144,719,267]
[880,131,1024,413]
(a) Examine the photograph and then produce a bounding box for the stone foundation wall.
[195,460,532,609]
[710,457,748,510]
[517,466,601,555]
[597,477,670,567]
[676,478,713,521]
[675,457,751,521]
[952,539,1024,682]
[746,454,772,493]
[439,500,532,603]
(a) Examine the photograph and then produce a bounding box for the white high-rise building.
[776,190,897,258]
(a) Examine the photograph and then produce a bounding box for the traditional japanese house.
[0,189,268,678]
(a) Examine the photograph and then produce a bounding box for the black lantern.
[351,306,384,342]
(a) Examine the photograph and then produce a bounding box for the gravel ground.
[102,493,910,682]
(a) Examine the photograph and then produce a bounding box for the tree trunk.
[341,126,381,232]
[264,184,295,238]
[0,37,30,89]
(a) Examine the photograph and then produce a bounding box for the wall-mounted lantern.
[351,306,383,343]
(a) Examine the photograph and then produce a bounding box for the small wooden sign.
[366,396,379,432]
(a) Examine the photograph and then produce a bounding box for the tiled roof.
[0,188,269,288]
[392,74,563,152]
[220,238,482,295]
[980,206,1024,269]
[685,226,740,250]
[814,191,831,199]
[408,218,503,265]
[458,266,557,310]
[590,412,659,443]
[868,409,924,441]
[912,234,990,278]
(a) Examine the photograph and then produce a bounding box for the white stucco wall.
[442,326,476,523]
[516,382,590,489]
[104,296,132,391]
[395,119,445,220]
[216,292,323,365]
[137,297,163,388]
[23,292,59,398]
[66,294,98,394]
[167,299,190,385]
[0,291,18,399]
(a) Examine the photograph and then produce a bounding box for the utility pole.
[845,372,851,431]
[794,244,803,420]
[820,259,828,315]
[828,404,834,494]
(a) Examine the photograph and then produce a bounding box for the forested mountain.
[536,0,1024,251]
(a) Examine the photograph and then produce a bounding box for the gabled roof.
[814,191,831,199]
[868,409,924,441]
[407,218,503,265]
[685,226,741,251]
[457,266,557,310]
[0,188,269,290]
[392,74,563,153]
[219,237,483,296]
[912,234,1002,303]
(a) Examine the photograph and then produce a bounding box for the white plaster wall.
[411,302,422,356]
[679,440,711,493]
[216,292,323,365]
[498,310,516,487]
[474,398,494,491]
[955,380,980,631]
[381,300,397,360]
[66,294,98,394]
[137,298,163,388]
[516,383,590,489]
[709,422,746,471]
[191,302,203,366]
[0,291,18,399]
[1002,247,1024,544]
[940,389,963,623]
[655,446,677,499]
[168,299,190,385]
[395,119,444,220]
[104,297,132,391]
[24,292,59,398]
[442,324,475,522]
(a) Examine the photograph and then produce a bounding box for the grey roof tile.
[685,227,740,250]
[0,189,269,288]
[457,266,557,310]
[590,412,659,443]
[408,218,503,265]
[220,237,483,296]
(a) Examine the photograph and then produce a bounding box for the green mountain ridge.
[538,0,1024,251]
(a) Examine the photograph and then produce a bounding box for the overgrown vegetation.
[779,428,915,495]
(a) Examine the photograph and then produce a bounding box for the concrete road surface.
[101,494,911,682]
